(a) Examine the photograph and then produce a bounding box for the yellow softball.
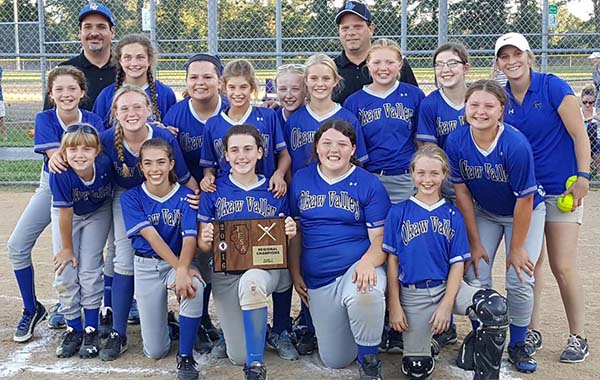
[557,194,574,213]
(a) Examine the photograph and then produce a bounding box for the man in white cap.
[589,52,600,110]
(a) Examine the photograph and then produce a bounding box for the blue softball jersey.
[344,81,424,173]
[100,124,191,189]
[163,96,228,183]
[34,109,105,172]
[49,152,114,215]
[92,81,177,128]
[284,104,369,174]
[121,183,198,259]
[503,70,578,195]
[198,174,289,223]
[383,197,470,284]
[446,123,545,216]
[416,89,467,150]
[200,106,287,178]
[290,164,391,289]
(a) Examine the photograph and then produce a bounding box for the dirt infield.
[0,191,598,380]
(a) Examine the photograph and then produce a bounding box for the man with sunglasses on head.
[333,0,419,104]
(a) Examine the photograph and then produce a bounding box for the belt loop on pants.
[401,279,445,289]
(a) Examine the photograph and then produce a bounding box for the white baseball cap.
[588,52,600,59]
[495,33,531,57]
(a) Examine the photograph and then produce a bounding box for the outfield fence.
[0,0,599,187]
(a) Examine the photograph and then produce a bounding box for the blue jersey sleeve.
[198,191,216,223]
[270,110,287,153]
[382,205,400,256]
[49,171,74,208]
[363,176,391,228]
[288,180,300,219]
[34,112,61,154]
[445,132,464,184]
[120,189,152,238]
[92,86,112,127]
[155,127,192,184]
[547,74,575,111]
[448,209,470,264]
[200,119,218,168]
[181,202,198,238]
[351,116,370,164]
[416,97,438,143]
[506,134,539,198]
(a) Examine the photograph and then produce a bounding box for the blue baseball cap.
[335,1,372,24]
[79,2,115,27]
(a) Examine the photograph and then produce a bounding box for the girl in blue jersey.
[385,145,509,380]
[274,63,306,128]
[198,124,298,380]
[163,53,227,354]
[289,120,390,378]
[200,59,290,198]
[344,38,425,204]
[121,138,203,380]
[93,34,176,127]
[49,123,113,359]
[495,32,591,363]
[8,66,104,343]
[98,85,196,361]
[284,53,369,174]
[446,80,546,373]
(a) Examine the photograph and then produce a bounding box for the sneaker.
[47,302,66,329]
[98,306,113,339]
[79,326,100,359]
[433,325,458,347]
[13,300,47,343]
[387,329,403,354]
[508,342,537,373]
[56,327,83,358]
[243,361,267,380]
[431,338,440,358]
[525,329,543,355]
[194,324,213,354]
[99,330,127,361]
[210,334,227,359]
[378,326,389,353]
[358,354,383,380]
[560,335,590,363]
[201,315,221,342]
[128,299,140,325]
[293,325,316,355]
[168,311,180,341]
[177,354,199,380]
[266,330,299,360]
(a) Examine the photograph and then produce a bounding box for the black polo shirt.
[43,52,116,111]
[333,50,419,104]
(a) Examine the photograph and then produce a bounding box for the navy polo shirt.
[43,52,116,111]
[333,50,419,104]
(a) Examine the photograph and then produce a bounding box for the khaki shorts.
[545,194,583,224]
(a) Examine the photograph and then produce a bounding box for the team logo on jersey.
[508,108,514,115]
[534,101,542,110]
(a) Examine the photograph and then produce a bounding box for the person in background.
[580,84,600,175]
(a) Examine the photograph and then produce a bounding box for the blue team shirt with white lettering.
[34,109,105,172]
[383,197,470,284]
[49,153,114,215]
[284,104,369,174]
[446,123,544,216]
[100,124,191,189]
[93,81,177,128]
[416,89,467,150]
[503,70,578,195]
[121,183,197,258]
[290,164,391,289]
[163,97,228,182]
[200,106,287,177]
[198,174,288,223]
[344,82,424,173]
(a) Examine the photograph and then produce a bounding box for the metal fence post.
[401,0,407,53]
[208,0,218,55]
[13,0,20,71]
[438,0,448,45]
[38,0,46,100]
[275,0,282,68]
[149,0,157,48]
[541,0,549,72]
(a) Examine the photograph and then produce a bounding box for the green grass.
[0,127,34,147]
[0,160,42,182]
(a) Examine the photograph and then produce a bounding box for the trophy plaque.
[212,218,288,272]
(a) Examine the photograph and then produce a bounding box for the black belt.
[401,279,445,289]
[374,168,410,176]
[134,251,163,260]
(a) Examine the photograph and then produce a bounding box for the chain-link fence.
[0,0,599,187]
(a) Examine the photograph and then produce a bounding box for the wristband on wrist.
[577,171,592,180]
